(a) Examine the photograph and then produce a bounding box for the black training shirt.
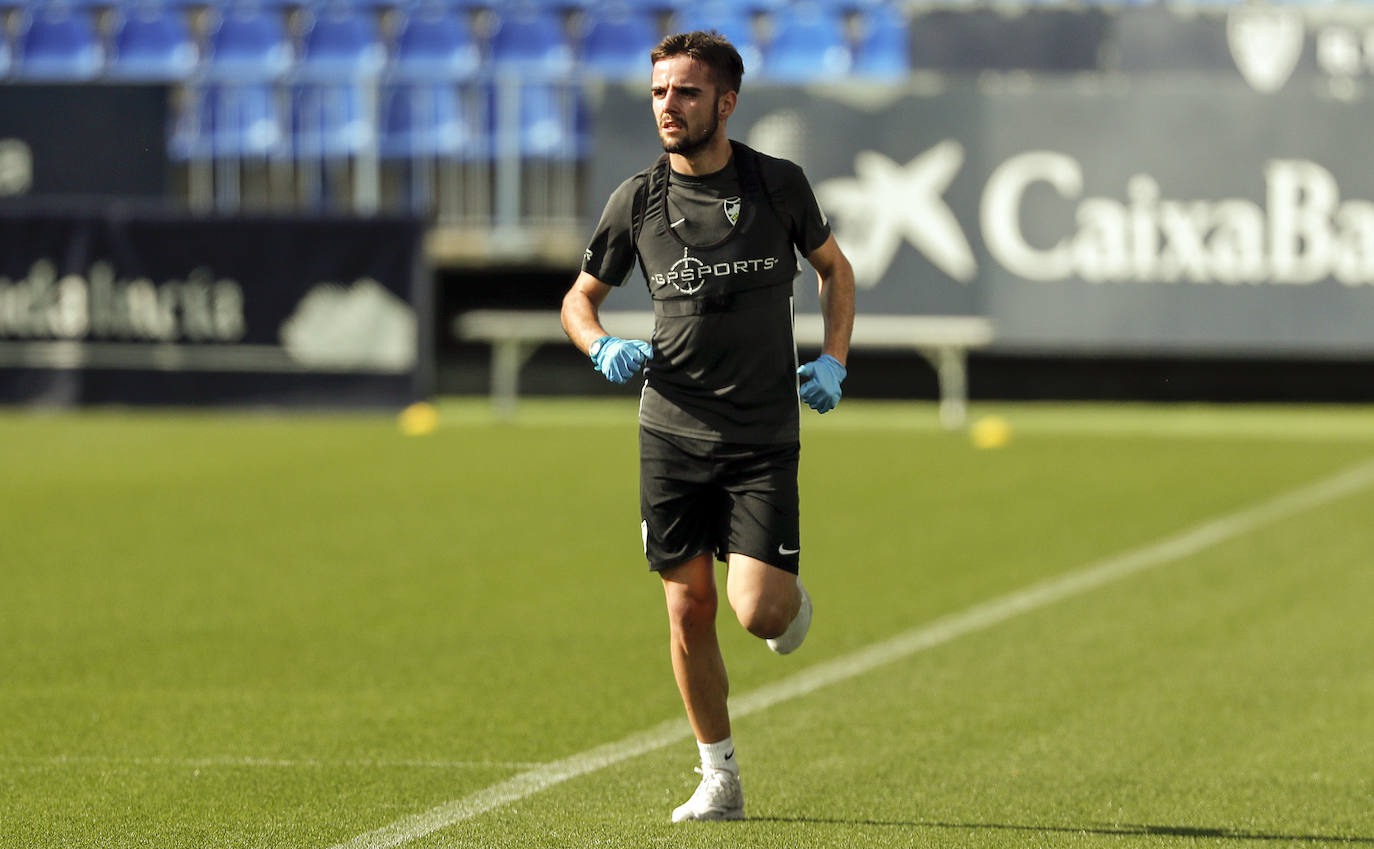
[583,144,831,444]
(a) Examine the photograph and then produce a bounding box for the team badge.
[723,197,741,226]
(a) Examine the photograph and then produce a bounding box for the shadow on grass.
[750,817,1374,843]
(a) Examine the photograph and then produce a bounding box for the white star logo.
[816,142,977,288]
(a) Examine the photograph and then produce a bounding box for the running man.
[560,30,855,822]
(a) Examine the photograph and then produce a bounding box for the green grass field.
[3,400,1373,849]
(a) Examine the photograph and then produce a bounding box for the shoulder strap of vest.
[729,140,785,232]
[634,144,783,240]
[729,140,764,203]
[632,154,671,246]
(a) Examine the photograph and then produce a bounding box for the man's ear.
[718,89,737,121]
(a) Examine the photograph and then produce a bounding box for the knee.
[733,594,793,640]
[665,582,718,631]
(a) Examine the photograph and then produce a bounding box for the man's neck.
[668,134,732,177]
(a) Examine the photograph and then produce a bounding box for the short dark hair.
[650,30,745,95]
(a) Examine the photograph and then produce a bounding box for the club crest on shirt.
[723,197,741,226]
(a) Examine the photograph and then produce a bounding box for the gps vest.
[630,141,803,443]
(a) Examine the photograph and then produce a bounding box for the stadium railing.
[0,0,917,229]
[8,0,1333,250]
[454,309,995,427]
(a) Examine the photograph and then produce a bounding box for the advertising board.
[0,207,429,406]
[588,75,1374,356]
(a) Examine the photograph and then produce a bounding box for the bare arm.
[561,271,616,355]
[806,233,855,366]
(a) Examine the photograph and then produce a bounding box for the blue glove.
[590,336,652,384]
[797,354,846,414]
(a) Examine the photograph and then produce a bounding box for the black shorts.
[639,426,800,574]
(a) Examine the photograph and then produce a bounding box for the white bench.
[453,310,994,428]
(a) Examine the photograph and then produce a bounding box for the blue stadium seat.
[298,2,385,80]
[223,0,301,10]
[210,83,286,158]
[171,82,286,160]
[13,5,104,81]
[612,0,684,11]
[106,4,199,82]
[672,2,761,74]
[291,0,384,161]
[390,2,480,81]
[579,1,658,81]
[138,0,228,9]
[806,0,886,10]
[517,81,586,159]
[193,5,290,189]
[500,0,597,9]
[412,0,493,9]
[168,85,211,163]
[488,2,573,77]
[205,3,293,82]
[28,0,114,9]
[295,1,387,169]
[0,24,11,78]
[851,2,909,79]
[379,80,483,158]
[292,81,377,159]
[761,1,850,82]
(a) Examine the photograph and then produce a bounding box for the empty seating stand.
[106,4,198,82]
[0,0,933,223]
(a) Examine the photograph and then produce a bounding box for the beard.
[659,103,720,157]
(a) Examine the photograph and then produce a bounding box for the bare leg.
[660,554,731,743]
[725,553,801,639]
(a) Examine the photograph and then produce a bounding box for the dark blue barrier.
[0,204,430,407]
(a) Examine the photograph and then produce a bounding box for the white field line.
[329,457,1374,849]
[2,755,545,770]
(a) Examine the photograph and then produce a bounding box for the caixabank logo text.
[818,145,1374,289]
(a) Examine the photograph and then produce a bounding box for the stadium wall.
[4,4,1374,405]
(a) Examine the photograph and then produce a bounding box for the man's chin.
[661,135,707,156]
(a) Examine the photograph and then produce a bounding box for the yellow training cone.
[398,402,439,436]
[970,415,1012,449]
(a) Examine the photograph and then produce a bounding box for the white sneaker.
[766,579,812,655]
[671,767,744,822]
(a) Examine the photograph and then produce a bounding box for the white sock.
[698,736,738,775]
